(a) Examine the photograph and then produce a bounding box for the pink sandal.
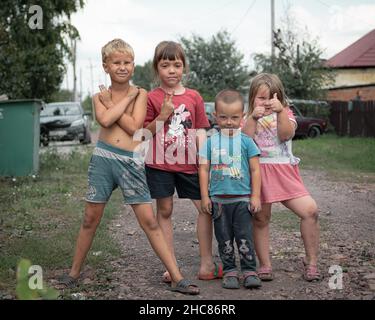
[302,259,322,282]
[257,266,274,281]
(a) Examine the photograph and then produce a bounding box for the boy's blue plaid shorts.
[85,140,152,205]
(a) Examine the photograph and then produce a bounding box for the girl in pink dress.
[243,73,321,282]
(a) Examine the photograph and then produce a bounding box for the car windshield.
[289,105,303,117]
[205,103,214,113]
[41,104,81,117]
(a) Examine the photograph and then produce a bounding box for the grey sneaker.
[244,274,262,289]
[222,276,240,289]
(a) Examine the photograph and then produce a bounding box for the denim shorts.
[85,141,152,205]
[145,166,201,200]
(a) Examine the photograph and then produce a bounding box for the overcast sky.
[64,0,375,97]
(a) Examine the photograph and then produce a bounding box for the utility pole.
[89,59,94,96]
[271,0,275,67]
[65,65,70,91]
[79,68,82,102]
[72,38,77,102]
[88,60,96,121]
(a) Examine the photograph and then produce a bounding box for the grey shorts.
[85,141,152,205]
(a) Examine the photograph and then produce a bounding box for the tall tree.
[49,89,74,102]
[179,31,249,101]
[253,12,334,100]
[0,0,84,100]
[132,60,154,91]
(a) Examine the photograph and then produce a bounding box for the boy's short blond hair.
[101,38,134,62]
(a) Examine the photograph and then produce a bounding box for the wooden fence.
[329,100,375,137]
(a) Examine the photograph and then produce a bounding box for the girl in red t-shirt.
[143,41,223,283]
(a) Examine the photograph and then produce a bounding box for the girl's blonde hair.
[101,38,134,63]
[247,73,287,115]
[152,41,189,78]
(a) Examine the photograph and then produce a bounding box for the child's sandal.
[257,266,274,281]
[302,259,322,282]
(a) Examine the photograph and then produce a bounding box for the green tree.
[253,13,334,100]
[179,30,249,101]
[133,60,154,91]
[0,0,84,100]
[49,89,74,102]
[81,93,93,113]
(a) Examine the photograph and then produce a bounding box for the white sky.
[64,0,375,98]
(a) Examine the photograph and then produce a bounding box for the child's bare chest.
[113,95,134,114]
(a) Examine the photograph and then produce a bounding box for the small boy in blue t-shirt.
[199,89,262,289]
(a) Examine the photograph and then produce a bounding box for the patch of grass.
[0,148,122,295]
[272,210,300,231]
[272,210,327,232]
[293,134,375,182]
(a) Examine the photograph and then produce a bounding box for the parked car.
[204,102,216,129]
[288,100,328,138]
[40,102,91,146]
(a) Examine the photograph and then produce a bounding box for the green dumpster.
[0,99,43,176]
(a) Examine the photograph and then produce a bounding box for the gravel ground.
[53,167,375,300]
[43,132,375,300]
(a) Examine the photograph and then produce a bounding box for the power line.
[189,0,238,25]
[316,0,375,28]
[271,0,275,59]
[231,0,257,34]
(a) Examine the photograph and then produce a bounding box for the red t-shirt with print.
[144,87,210,174]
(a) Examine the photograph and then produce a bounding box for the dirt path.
[54,132,375,300]
[65,167,375,300]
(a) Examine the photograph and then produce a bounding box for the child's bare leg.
[253,203,272,269]
[156,197,177,265]
[282,196,319,265]
[132,203,184,284]
[191,200,215,275]
[69,202,105,279]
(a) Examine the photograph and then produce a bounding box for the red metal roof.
[326,29,375,68]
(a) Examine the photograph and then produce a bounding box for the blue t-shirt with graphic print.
[199,132,260,196]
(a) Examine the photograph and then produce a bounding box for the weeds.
[0,147,121,296]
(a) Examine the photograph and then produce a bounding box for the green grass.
[272,210,300,231]
[272,210,328,232]
[293,134,375,182]
[0,147,121,295]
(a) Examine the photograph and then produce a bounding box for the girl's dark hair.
[152,41,189,77]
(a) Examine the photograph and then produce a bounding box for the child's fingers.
[99,84,106,91]
[167,91,174,103]
[273,92,278,100]
[162,93,168,105]
[252,204,261,213]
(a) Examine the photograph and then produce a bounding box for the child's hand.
[99,85,112,107]
[127,85,139,100]
[270,93,283,113]
[251,106,265,120]
[250,196,261,214]
[201,196,212,215]
[159,92,175,121]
